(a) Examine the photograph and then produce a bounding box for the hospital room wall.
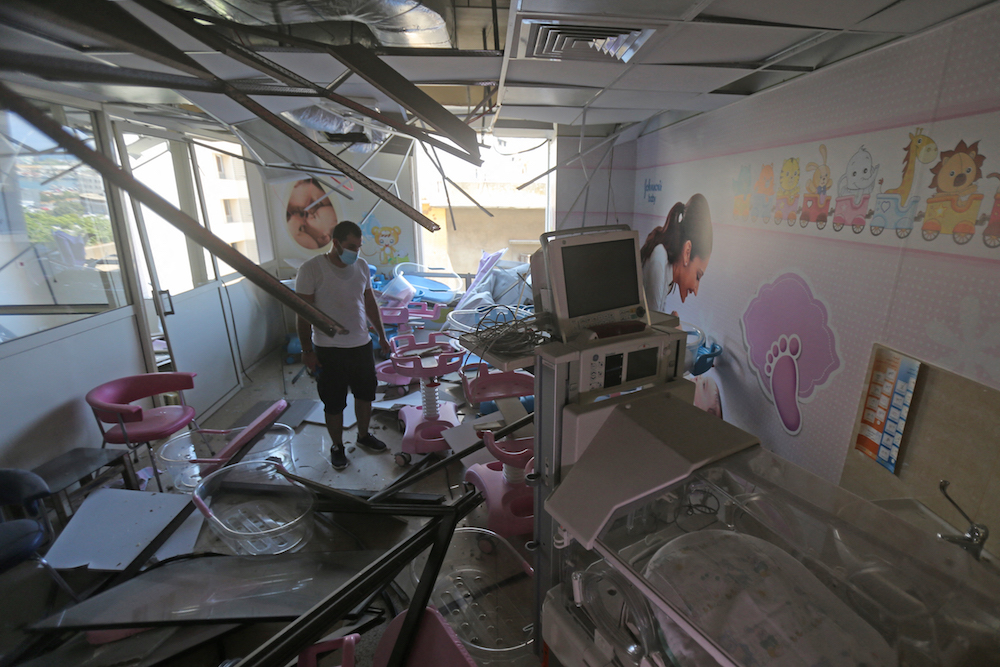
[627,3,1000,485]
[555,137,637,231]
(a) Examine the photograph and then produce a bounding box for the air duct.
[285,104,388,153]
[162,0,455,48]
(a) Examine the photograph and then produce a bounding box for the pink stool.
[382,302,442,337]
[461,363,534,406]
[464,430,535,537]
[390,333,464,466]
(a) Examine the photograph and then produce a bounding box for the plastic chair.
[0,469,78,601]
[86,372,198,492]
[464,431,535,537]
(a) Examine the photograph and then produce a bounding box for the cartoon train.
[984,173,1000,248]
[751,193,774,223]
[831,194,870,234]
[733,193,751,221]
[799,193,832,229]
[774,195,800,226]
[869,193,921,238]
[921,193,984,244]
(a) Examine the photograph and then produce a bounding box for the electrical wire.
[472,304,548,359]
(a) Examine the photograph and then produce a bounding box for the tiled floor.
[0,349,539,666]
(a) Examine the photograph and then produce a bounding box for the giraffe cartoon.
[885,128,938,204]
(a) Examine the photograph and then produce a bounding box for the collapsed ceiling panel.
[772,32,899,69]
[380,54,502,83]
[702,0,900,30]
[587,89,700,110]
[501,86,598,107]
[855,0,992,33]
[614,64,750,94]
[260,52,351,84]
[636,23,823,65]
[517,0,705,21]
[505,60,628,88]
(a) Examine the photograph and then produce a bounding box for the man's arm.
[364,286,390,354]
[296,292,319,371]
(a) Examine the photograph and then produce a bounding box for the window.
[0,101,128,343]
[194,141,259,274]
[416,135,550,277]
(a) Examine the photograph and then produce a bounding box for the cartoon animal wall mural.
[371,225,408,265]
[725,124,1000,248]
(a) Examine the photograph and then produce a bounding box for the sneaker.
[357,432,388,452]
[330,444,348,470]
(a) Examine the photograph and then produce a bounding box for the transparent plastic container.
[193,461,314,556]
[379,274,415,307]
[156,424,295,492]
[412,528,535,666]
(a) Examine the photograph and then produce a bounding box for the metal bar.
[386,497,467,667]
[131,0,482,166]
[0,304,107,315]
[492,0,501,51]
[0,82,348,337]
[221,88,441,233]
[327,43,480,161]
[558,140,616,229]
[0,49,222,93]
[369,411,535,503]
[0,0,212,81]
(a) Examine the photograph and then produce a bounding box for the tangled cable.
[472,304,548,358]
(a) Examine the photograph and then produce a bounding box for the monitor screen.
[561,239,641,318]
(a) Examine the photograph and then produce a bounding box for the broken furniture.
[86,372,200,492]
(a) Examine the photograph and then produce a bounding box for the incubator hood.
[543,393,1000,665]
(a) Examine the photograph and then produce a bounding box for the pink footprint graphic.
[764,334,802,434]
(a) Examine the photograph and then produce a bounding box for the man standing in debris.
[296,220,389,470]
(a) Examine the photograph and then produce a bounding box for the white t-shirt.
[641,244,673,313]
[295,254,372,348]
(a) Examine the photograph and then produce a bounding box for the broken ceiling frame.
[0,0,494,233]
[0,81,348,338]
[146,3,484,165]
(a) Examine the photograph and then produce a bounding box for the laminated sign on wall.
[855,347,921,474]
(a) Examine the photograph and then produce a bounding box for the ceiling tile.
[264,53,349,84]
[588,90,699,109]
[773,32,898,69]
[636,23,824,65]
[506,59,627,87]
[500,105,658,125]
[701,0,898,30]
[711,70,804,95]
[503,86,599,106]
[380,55,502,83]
[517,0,704,21]
[677,92,747,111]
[614,64,749,93]
[189,53,268,81]
[854,0,987,33]
[497,105,583,124]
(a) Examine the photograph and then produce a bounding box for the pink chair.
[463,431,535,538]
[85,372,198,492]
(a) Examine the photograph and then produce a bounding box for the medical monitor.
[540,227,649,342]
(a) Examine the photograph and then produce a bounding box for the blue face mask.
[339,247,359,265]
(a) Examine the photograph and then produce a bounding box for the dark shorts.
[315,342,377,413]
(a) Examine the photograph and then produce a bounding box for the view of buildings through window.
[416,135,551,277]
[0,102,126,343]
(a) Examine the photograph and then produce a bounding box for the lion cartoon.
[776,157,800,199]
[930,139,985,199]
[372,225,402,265]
